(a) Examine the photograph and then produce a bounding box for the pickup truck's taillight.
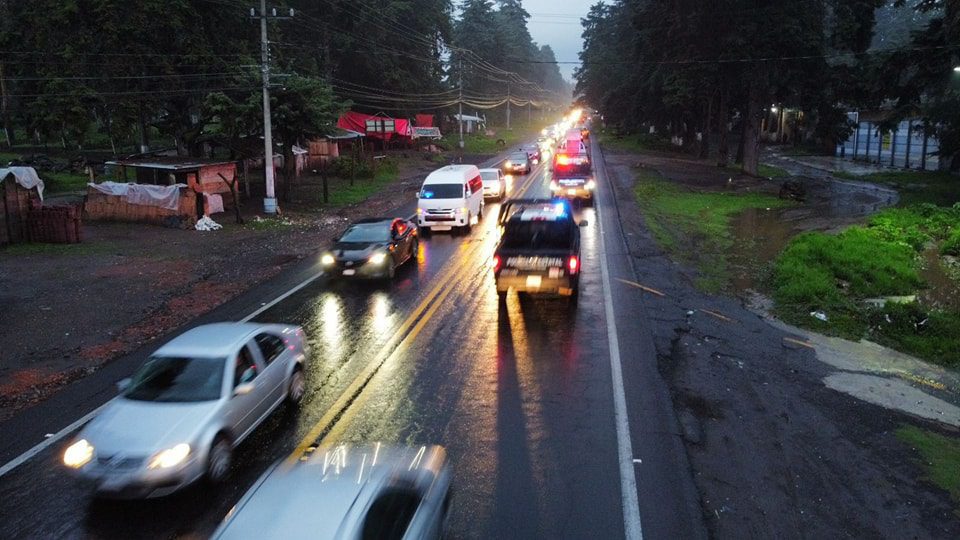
[568,256,579,275]
[493,255,502,272]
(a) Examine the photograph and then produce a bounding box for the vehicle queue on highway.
[60,110,595,539]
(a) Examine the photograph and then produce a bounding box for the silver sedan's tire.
[286,368,306,405]
[207,437,232,484]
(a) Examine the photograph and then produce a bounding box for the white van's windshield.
[421,184,464,199]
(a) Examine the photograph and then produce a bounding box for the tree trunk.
[0,60,14,148]
[699,96,713,159]
[741,85,763,176]
[716,88,729,167]
[137,101,150,153]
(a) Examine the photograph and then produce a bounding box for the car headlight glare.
[148,443,191,469]
[369,252,388,265]
[586,180,596,190]
[321,253,336,266]
[64,439,94,468]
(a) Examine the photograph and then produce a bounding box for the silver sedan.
[62,322,309,498]
[213,444,452,539]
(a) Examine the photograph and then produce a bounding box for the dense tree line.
[0,0,566,156]
[575,0,958,173]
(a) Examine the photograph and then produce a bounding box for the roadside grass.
[245,217,295,231]
[834,170,960,207]
[633,167,792,292]
[896,424,960,511]
[726,163,791,179]
[599,132,678,154]
[440,126,537,155]
[316,159,400,207]
[42,170,89,193]
[772,203,960,366]
[1,151,90,193]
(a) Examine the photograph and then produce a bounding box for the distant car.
[503,152,531,174]
[62,323,309,499]
[479,167,507,199]
[321,218,418,280]
[493,199,585,300]
[550,152,595,203]
[524,145,541,164]
[212,444,452,540]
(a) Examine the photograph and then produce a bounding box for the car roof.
[513,207,569,222]
[422,164,479,184]
[153,323,279,358]
[213,444,448,540]
[478,168,501,173]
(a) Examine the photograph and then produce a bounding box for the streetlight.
[954,66,960,73]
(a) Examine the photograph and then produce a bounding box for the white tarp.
[0,166,45,201]
[88,182,186,211]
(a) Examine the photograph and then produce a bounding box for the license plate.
[342,269,356,276]
[548,268,561,278]
[526,275,542,288]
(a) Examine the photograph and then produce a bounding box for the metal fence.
[837,112,940,171]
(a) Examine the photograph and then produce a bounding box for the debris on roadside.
[810,310,828,322]
[195,216,222,231]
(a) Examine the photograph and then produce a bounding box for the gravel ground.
[0,158,437,420]
[602,146,960,538]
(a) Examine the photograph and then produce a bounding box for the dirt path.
[602,145,960,538]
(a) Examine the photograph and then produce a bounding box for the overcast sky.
[521,0,593,82]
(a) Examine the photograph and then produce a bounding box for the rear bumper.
[495,274,578,296]
[551,186,593,199]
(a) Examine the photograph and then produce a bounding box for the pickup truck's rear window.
[501,221,572,250]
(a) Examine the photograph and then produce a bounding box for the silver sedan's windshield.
[125,356,225,402]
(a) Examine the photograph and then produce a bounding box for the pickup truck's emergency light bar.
[497,198,573,227]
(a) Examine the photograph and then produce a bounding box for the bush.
[868,303,960,366]
[326,157,376,179]
[941,226,960,257]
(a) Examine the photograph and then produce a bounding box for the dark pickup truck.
[493,199,586,300]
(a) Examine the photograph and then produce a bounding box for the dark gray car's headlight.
[368,252,388,265]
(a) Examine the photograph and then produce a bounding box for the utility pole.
[506,83,511,131]
[458,58,464,150]
[251,2,293,214]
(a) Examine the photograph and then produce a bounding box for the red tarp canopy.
[415,114,434,127]
[337,111,411,141]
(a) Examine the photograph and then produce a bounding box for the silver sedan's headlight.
[64,439,95,468]
[321,253,336,266]
[148,443,191,469]
[368,252,388,265]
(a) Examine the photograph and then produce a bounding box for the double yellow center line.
[286,163,543,461]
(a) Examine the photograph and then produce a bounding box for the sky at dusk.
[520,0,594,82]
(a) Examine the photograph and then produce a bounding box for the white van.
[416,165,485,233]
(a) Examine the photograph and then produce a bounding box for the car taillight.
[493,255,502,272]
[568,256,579,275]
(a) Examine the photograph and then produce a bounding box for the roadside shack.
[87,159,239,227]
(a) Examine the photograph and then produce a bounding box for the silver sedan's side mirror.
[116,378,132,392]
[233,382,255,397]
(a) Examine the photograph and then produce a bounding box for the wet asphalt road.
[0,144,704,539]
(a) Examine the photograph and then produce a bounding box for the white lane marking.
[0,399,114,478]
[597,160,645,539]
[240,270,325,323]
